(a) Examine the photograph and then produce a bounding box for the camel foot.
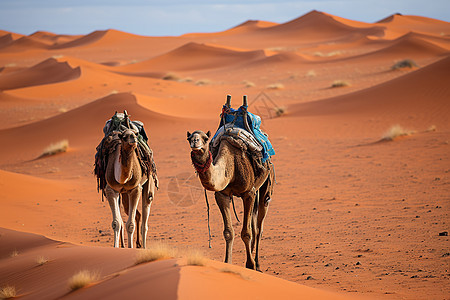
[245,261,256,270]
[136,241,142,248]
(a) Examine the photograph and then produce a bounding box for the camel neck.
[191,150,212,174]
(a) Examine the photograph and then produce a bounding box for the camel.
[97,114,157,249]
[187,100,274,271]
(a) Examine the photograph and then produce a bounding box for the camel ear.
[187,131,191,139]
[206,130,211,138]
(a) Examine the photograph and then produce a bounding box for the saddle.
[210,95,274,176]
[94,111,158,197]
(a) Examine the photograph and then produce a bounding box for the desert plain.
[0,10,449,300]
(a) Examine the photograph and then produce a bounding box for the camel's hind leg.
[105,185,123,248]
[254,167,275,271]
[241,192,257,270]
[215,191,235,264]
[125,185,141,248]
[141,179,155,249]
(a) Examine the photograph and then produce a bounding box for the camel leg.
[241,192,256,270]
[141,179,155,249]
[105,185,123,248]
[254,169,274,271]
[251,191,259,253]
[215,191,234,264]
[135,210,142,248]
[125,185,141,248]
[122,193,142,248]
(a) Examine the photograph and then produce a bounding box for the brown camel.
[103,128,157,248]
[187,128,274,271]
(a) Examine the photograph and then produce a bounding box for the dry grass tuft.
[242,80,255,88]
[306,70,316,78]
[10,250,19,258]
[135,242,176,265]
[331,80,350,88]
[266,83,284,90]
[220,267,250,280]
[195,79,211,86]
[0,285,16,299]
[382,125,414,141]
[185,250,207,266]
[40,140,69,157]
[426,125,436,132]
[391,59,418,70]
[314,50,342,57]
[274,106,287,117]
[162,72,181,81]
[68,270,100,291]
[36,256,49,266]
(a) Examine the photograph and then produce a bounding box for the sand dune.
[0,10,449,300]
[262,10,385,41]
[0,57,80,91]
[116,42,266,74]
[0,92,178,163]
[0,228,354,300]
[289,54,450,125]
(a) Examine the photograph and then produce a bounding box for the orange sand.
[0,10,449,299]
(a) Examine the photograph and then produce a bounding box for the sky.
[0,0,449,37]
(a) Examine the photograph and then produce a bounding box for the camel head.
[119,129,139,151]
[187,130,211,154]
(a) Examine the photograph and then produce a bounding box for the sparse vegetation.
[40,140,69,157]
[220,267,250,280]
[36,256,49,266]
[10,250,18,258]
[185,250,207,266]
[266,83,284,90]
[68,270,100,291]
[426,125,436,132]
[0,285,16,299]
[135,242,175,265]
[331,80,350,88]
[314,50,342,57]
[195,79,211,86]
[242,80,255,88]
[381,125,414,141]
[274,106,287,117]
[162,72,181,81]
[306,70,316,78]
[391,59,418,70]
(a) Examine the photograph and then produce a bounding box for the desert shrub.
[391,59,418,70]
[68,270,99,291]
[41,140,69,157]
[0,285,16,299]
[185,250,206,266]
[195,79,211,86]
[242,80,255,88]
[36,256,49,266]
[135,242,176,265]
[274,106,287,117]
[381,125,414,141]
[10,250,18,258]
[266,83,284,90]
[306,70,316,77]
[331,80,350,88]
[162,72,181,81]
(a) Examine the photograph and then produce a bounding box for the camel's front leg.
[105,185,123,248]
[215,191,234,264]
[241,192,256,270]
[141,179,155,249]
[125,185,141,248]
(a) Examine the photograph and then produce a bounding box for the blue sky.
[0,0,449,36]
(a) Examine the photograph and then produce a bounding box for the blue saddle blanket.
[212,105,275,162]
